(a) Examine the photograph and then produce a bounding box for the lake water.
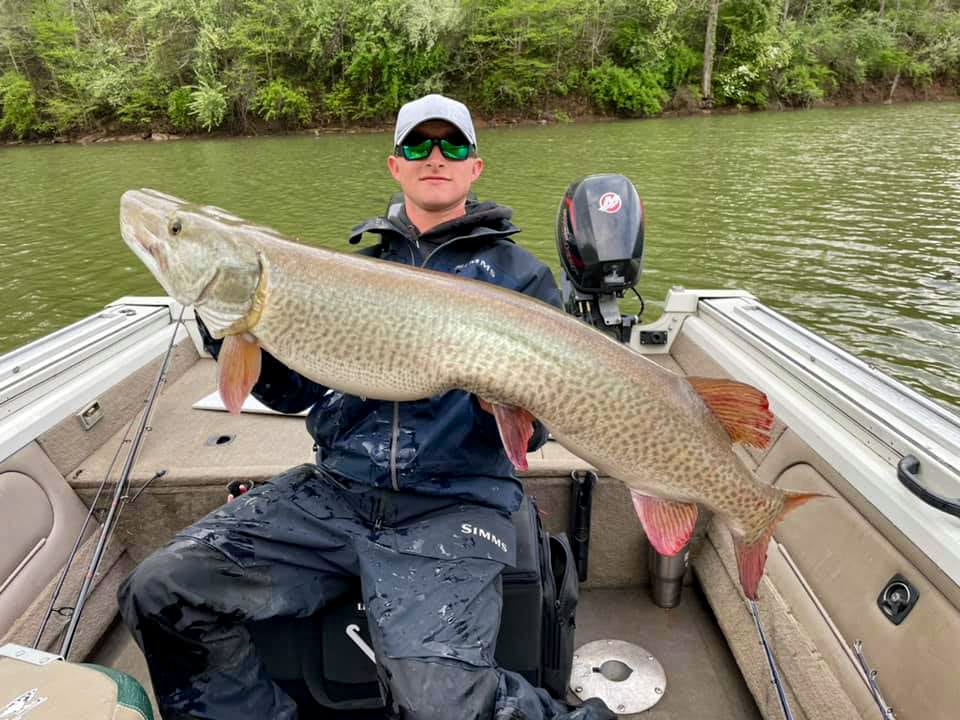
[2,102,958,411]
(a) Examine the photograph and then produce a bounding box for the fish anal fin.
[688,376,774,449]
[489,402,536,472]
[630,490,699,556]
[733,490,823,600]
[218,332,262,415]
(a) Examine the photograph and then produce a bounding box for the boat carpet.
[89,583,759,720]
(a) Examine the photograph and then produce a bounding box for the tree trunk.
[6,45,20,74]
[888,69,900,103]
[702,0,721,107]
[781,0,790,30]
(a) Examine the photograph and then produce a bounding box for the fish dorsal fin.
[687,377,774,449]
[218,332,262,414]
[630,491,699,556]
[489,402,536,472]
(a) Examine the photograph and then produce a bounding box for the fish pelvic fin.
[218,332,262,415]
[489,402,536,471]
[733,490,824,600]
[688,376,774,449]
[630,490,699,556]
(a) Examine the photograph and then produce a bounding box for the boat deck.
[91,584,760,719]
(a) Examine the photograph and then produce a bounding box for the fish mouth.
[120,189,193,303]
[121,219,167,277]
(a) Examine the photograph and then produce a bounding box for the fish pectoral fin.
[732,489,823,600]
[688,376,774,449]
[218,332,262,415]
[489,402,536,472]
[630,491,699,556]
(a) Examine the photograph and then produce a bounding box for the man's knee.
[383,657,498,720]
[117,538,218,625]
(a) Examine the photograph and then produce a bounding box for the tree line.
[1,0,958,140]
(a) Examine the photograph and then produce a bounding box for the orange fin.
[218,333,262,415]
[490,403,536,471]
[630,491,699,555]
[688,376,774,449]
[733,490,822,600]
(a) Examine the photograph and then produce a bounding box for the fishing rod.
[51,306,185,659]
[33,418,134,648]
[750,600,795,720]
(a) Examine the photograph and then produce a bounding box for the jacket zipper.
[387,235,465,491]
[389,239,417,491]
[390,401,401,491]
[373,497,385,530]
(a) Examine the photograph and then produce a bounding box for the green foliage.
[587,62,669,116]
[0,72,40,138]
[0,0,957,136]
[252,78,312,126]
[917,13,960,82]
[167,86,195,131]
[189,80,227,131]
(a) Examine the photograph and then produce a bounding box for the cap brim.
[394,115,477,148]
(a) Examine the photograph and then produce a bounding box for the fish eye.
[170,218,182,236]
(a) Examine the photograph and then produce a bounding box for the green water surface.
[2,102,958,411]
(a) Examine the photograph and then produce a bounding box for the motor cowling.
[555,174,645,341]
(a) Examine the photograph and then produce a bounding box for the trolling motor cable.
[629,286,645,317]
[750,600,795,720]
[57,306,185,659]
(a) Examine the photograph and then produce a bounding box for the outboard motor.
[556,174,645,343]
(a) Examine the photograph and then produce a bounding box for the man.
[118,94,614,720]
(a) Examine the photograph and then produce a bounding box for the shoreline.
[4,85,958,147]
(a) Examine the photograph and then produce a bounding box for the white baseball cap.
[393,94,477,149]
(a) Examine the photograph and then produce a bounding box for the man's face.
[387,120,484,214]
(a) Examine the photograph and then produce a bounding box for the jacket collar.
[349,200,520,246]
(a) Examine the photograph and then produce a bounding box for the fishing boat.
[2,182,958,720]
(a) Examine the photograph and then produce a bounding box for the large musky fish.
[120,188,819,600]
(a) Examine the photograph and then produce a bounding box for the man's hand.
[226,480,253,502]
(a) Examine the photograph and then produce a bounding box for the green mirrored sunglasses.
[396,137,473,161]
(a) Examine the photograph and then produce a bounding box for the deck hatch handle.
[897,454,960,519]
[77,401,103,430]
[877,573,919,626]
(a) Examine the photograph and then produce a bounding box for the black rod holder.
[570,470,597,582]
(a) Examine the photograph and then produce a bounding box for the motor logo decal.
[1,689,47,719]
[598,192,622,214]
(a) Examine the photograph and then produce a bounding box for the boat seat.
[0,645,153,719]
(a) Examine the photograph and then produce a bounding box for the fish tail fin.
[218,332,262,414]
[733,490,824,600]
[688,377,774,449]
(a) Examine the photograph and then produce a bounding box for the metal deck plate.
[570,639,666,715]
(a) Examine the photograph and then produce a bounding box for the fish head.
[120,189,262,332]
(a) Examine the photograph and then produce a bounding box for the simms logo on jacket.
[461,523,508,553]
